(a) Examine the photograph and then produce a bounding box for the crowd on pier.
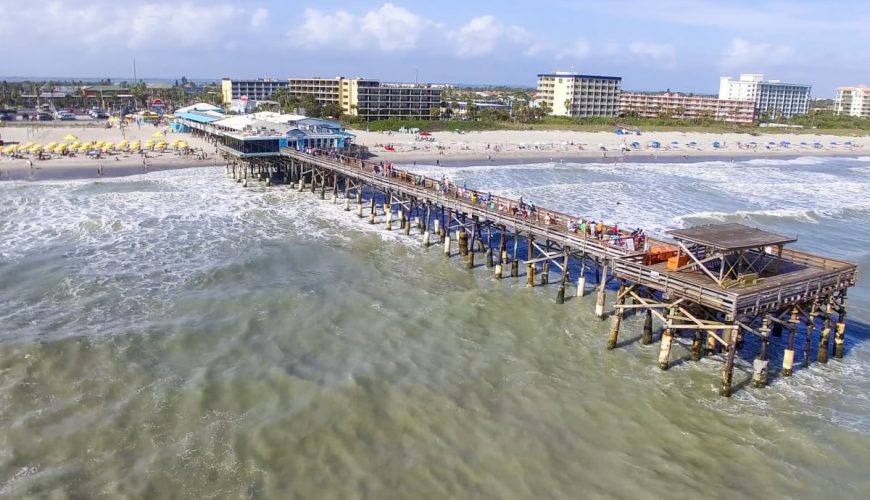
[302,147,647,250]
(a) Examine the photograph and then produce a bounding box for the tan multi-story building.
[835,85,870,117]
[536,71,621,117]
[221,77,441,120]
[619,92,757,124]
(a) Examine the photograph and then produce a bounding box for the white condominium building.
[719,73,811,119]
[537,71,622,117]
[835,85,870,117]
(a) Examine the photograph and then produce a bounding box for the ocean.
[0,156,868,498]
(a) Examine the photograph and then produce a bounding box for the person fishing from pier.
[596,221,605,239]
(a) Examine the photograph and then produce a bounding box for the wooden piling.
[658,310,674,370]
[541,260,549,286]
[607,281,626,349]
[818,317,831,363]
[802,305,816,369]
[720,325,739,397]
[752,317,770,388]
[557,254,569,304]
[595,261,608,320]
[641,309,653,345]
[834,309,847,359]
[783,307,799,376]
[691,329,703,361]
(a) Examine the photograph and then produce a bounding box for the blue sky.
[0,0,865,96]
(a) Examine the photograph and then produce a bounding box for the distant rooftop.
[538,72,621,81]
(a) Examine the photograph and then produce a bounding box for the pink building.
[619,92,756,124]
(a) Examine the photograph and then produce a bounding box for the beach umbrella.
[151,132,165,139]
[712,141,721,148]
[830,141,838,145]
[845,140,853,145]
[63,134,78,141]
[630,141,640,148]
[767,141,776,146]
[46,142,57,148]
[687,141,697,146]
[670,140,679,145]
[648,141,661,148]
[780,140,790,146]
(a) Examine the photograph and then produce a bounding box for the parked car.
[90,110,109,119]
[36,113,54,121]
[57,112,76,121]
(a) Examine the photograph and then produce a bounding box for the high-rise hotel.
[221,77,442,121]
[536,71,622,117]
[719,74,811,119]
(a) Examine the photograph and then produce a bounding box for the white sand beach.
[349,129,867,161]
[0,124,218,179]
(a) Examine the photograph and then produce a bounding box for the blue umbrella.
[687,141,698,146]
[780,140,790,146]
[712,141,721,148]
[670,140,679,145]
[799,142,808,146]
[830,141,838,145]
[768,141,776,145]
[648,141,661,148]
[749,141,758,145]
[845,140,853,145]
[630,141,640,148]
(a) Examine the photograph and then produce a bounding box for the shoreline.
[1,152,865,182]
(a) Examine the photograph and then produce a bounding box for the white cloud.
[448,15,533,57]
[720,38,794,70]
[556,39,591,60]
[291,4,429,52]
[289,5,540,58]
[250,8,269,29]
[628,42,676,66]
[360,3,428,51]
[0,1,249,50]
[290,8,358,49]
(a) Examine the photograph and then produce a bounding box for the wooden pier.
[218,146,858,397]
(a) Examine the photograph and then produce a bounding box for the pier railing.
[282,148,636,261]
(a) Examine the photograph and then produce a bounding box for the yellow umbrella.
[78,145,89,153]
[63,134,78,141]
[47,142,57,148]
[151,132,165,139]
[54,146,66,154]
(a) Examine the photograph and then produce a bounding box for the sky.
[0,0,865,96]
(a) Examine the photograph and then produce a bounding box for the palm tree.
[564,98,573,117]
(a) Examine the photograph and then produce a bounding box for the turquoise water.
[0,157,868,498]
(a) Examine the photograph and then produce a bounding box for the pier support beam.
[691,329,703,361]
[834,304,847,359]
[706,329,719,356]
[752,317,771,388]
[607,281,626,350]
[783,307,799,376]
[641,309,653,345]
[458,228,469,256]
[595,262,608,320]
[818,317,831,364]
[658,310,674,370]
[803,303,817,369]
[443,233,452,257]
[720,325,739,397]
[556,254,569,304]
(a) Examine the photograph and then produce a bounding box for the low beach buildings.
[619,92,756,124]
[536,71,622,117]
[221,77,442,121]
[173,108,355,155]
[835,85,870,118]
[719,74,811,119]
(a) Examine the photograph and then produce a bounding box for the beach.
[349,128,867,162]
[1,124,867,181]
[0,124,219,181]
